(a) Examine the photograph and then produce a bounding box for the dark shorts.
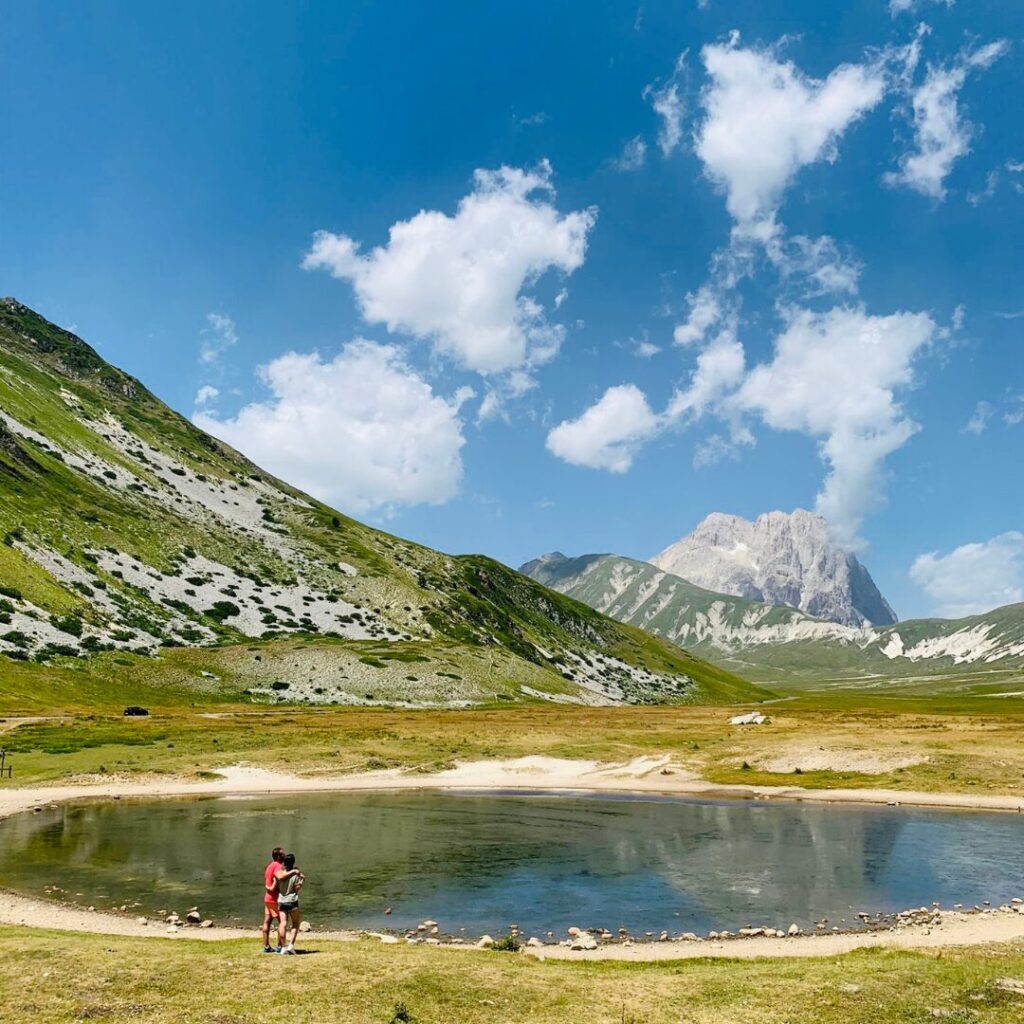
[279,900,299,915]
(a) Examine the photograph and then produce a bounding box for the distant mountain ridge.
[520,552,1024,685]
[650,510,897,628]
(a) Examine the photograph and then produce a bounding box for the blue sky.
[2,0,1021,619]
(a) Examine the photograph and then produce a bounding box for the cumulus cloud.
[695,37,886,229]
[612,135,648,171]
[546,384,660,472]
[666,328,746,421]
[911,532,1024,617]
[549,303,935,548]
[195,340,471,514]
[732,305,936,547]
[302,161,596,375]
[886,39,1009,200]
[200,313,238,365]
[674,285,723,346]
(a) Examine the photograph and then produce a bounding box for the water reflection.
[2,791,1019,935]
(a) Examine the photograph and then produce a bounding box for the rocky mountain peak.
[649,509,897,628]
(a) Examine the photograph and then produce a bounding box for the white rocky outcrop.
[650,509,897,628]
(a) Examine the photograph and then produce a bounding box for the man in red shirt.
[261,846,285,952]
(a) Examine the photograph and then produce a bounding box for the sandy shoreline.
[3,889,1024,962]
[4,756,1024,961]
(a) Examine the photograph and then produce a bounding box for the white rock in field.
[788,924,802,936]
[526,937,542,947]
[570,936,598,951]
[476,935,494,949]
[567,926,581,938]
[200,920,213,929]
[299,921,311,932]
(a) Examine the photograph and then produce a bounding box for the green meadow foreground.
[4,930,1024,1024]
[5,693,1024,1023]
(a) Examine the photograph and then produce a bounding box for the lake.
[3,790,1022,936]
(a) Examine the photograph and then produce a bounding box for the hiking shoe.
[262,946,274,954]
[281,945,296,955]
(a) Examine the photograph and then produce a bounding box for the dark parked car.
[122,706,149,717]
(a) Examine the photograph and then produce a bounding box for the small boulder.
[186,910,202,924]
[200,920,213,929]
[136,917,148,926]
[788,923,802,936]
[298,921,311,932]
[570,936,598,951]
[476,935,494,949]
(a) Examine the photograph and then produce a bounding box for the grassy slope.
[4,930,1024,1024]
[0,299,757,707]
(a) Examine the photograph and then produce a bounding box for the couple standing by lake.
[261,846,305,954]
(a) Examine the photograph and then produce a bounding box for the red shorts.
[264,899,280,915]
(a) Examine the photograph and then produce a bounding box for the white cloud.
[1005,394,1024,426]
[911,532,1024,617]
[195,340,471,514]
[889,0,953,15]
[645,56,687,157]
[732,305,936,547]
[200,313,238,364]
[613,135,648,171]
[194,385,219,407]
[885,40,1009,200]
[634,339,661,358]
[666,328,746,421]
[695,37,886,229]
[768,234,862,296]
[302,161,596,375]
[674,285,722,346]
[546,384,660,472]
[693,433,737,468]
[966,169,999,206]
[963,400,993,435]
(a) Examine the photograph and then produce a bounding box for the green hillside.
[521,552,1024,690]
[0,299,758,709]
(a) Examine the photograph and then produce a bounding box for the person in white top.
[274,852,305,954]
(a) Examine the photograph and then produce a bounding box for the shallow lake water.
[4,790,1023,936]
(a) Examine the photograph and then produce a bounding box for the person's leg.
[288,909,301,948]
[261,905,273,949]
[277,907,287,949]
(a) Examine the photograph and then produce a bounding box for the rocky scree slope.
[650,510,897,628]
[0,299,757,708]
[521,552,1024,685]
